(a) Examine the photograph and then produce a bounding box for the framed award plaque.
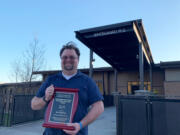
[42,87,79,130]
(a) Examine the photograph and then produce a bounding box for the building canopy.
[75,19,154,71]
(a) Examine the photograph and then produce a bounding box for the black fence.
[103,95,114,107]
[11,95,45,125]
[116,95,180,135]
[0,94,5,125]
[1,93,113,126]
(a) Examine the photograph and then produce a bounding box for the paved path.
[0,106,116,135]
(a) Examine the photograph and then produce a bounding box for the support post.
[89,49,93,78]
[114,69,118,92]
[139,42,144,90]
[149,64,152,91]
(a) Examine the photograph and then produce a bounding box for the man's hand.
[63,123,80,135]
[31,84,55,110]
[45,84,54,101]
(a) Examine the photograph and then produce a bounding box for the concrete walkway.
[0,106,116,135]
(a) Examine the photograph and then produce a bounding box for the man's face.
[61,49,79,72]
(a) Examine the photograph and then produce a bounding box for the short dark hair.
[60,41,80,57]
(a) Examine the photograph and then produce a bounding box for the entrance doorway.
[128,82,151,94]
[131,85,139,94]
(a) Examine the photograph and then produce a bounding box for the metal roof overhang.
[75,19,154,71]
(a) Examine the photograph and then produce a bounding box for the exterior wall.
[164,69,180,96]
[0,68,166,96]
[93,72,103,94]
[92,72,111,95]
[117,71,136,94]
[165,69,180,81]
[164,82,180,96]
[152,70,164,95]
[117,70,152,94]
[0,82,42,95]
[90,69,165,95]
[104,72,110,95]
[2,67,180,102]
[109,72,115,94]
[92,69,165,95]
[34,68,165,96]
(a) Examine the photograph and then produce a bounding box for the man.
[31,41,104,135]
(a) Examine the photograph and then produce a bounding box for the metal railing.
[115,95,180,135]
[0,94,45,126]
[0,94,5,125]
[11,95,45,125]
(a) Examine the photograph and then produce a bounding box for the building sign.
[84,28,132,38]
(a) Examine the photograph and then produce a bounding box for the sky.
[0,0,180,83]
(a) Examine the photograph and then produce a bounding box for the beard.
[64,64,74,71]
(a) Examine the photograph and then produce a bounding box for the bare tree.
[9,59,21,83]
[21,38,45,82]
[10,38,46,83]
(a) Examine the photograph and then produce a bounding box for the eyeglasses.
[61,55,78,60]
